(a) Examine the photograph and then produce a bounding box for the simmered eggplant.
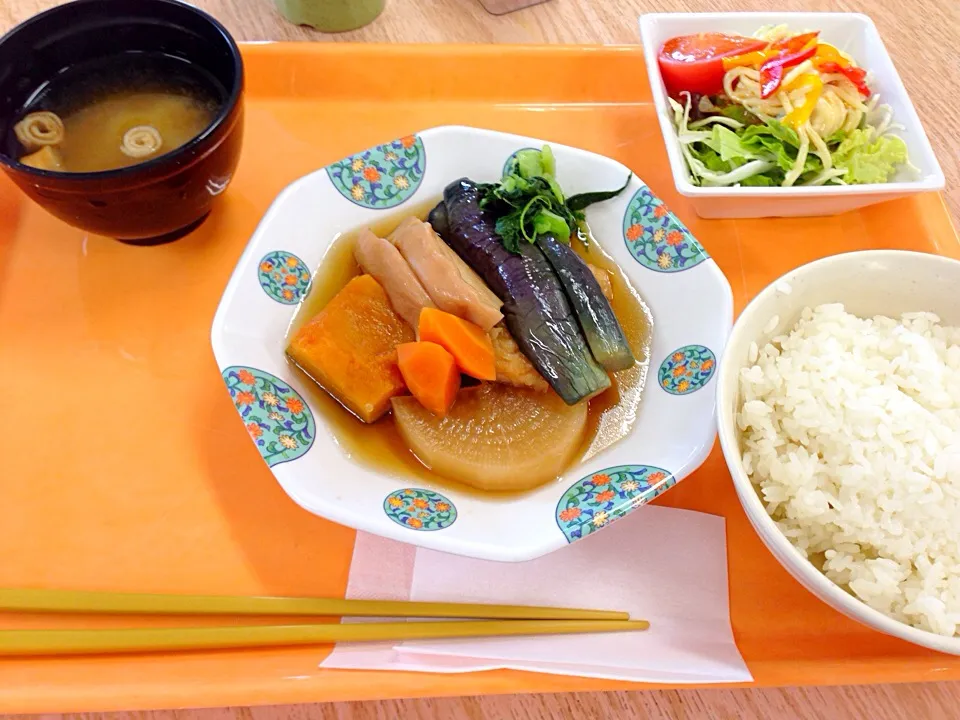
[436,180,610,404]
[427,202,449,236]
[536,234,635,372]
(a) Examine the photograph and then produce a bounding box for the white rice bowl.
[739,303,960,637]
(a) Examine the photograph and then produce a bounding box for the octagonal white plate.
[211,125,733,562]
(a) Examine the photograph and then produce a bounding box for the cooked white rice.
[738,303,960,636]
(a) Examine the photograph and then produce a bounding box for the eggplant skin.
[537,234,635,372]
[427,202,449,236]
[439,179,609,404]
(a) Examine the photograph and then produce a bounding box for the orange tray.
[1,43,958,713]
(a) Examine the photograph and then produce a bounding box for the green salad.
[658,25,914,187]
[670,94,910,187]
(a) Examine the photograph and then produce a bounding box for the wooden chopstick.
[0,588,630,621]
[0,619,651,656]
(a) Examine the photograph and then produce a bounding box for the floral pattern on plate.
[622,187,708,272]
[222,366,315,467]
[257,251,311,304]
[658,345,717,395]
[556,465,676,542]
[327,135,425,209]
[384,488,457,531]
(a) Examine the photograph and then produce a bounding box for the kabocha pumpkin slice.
[396,341,461,417]
[287,274,414,423]
[391,383,588,491]
[418,307,496,381]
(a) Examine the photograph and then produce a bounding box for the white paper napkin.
[320,505,751,683]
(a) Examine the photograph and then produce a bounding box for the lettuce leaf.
[718,104,757,125]
[765,119,802,148]
[826,129,847,145]
[723,121,822,176]
[831,130,909,184]
[692,145,730,172]
[739,174,780,186]
[739,121,801,154]
[703,125,763,162]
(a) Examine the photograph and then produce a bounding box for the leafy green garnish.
[513,148,544,179]
[698,147,730,173]
[567,178,632,212]
[479,145,631,253]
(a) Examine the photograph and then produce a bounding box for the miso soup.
[10,52,223,173]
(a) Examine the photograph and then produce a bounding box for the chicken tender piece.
[489,324,549,392]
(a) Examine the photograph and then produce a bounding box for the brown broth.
[13,53,222,172]
[574,227,654,464]
[287,201,653,494]
[57,92,215,172]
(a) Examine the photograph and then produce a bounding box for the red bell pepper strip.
[818,61,872,97]
[770,31,820,54]
[722,31,822,72]
[759,44,819,98]
[759,63,784,99]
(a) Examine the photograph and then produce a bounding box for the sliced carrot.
[418,307,497,381]
[396,341,461,417]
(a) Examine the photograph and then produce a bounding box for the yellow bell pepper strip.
[783,74,824,129]
[811,43,850,69]
[783,66,814,92]
[722,48,769,71]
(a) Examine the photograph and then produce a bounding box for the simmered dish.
[10,53,221,172]
[287,147,653,492]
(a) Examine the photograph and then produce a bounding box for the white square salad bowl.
[639,12,945,219]
[211,125,733,562]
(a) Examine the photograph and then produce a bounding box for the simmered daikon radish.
[392,383,588,491]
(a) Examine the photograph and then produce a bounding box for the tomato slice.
[657,33,769,97]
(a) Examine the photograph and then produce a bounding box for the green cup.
[275,0,385,32]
